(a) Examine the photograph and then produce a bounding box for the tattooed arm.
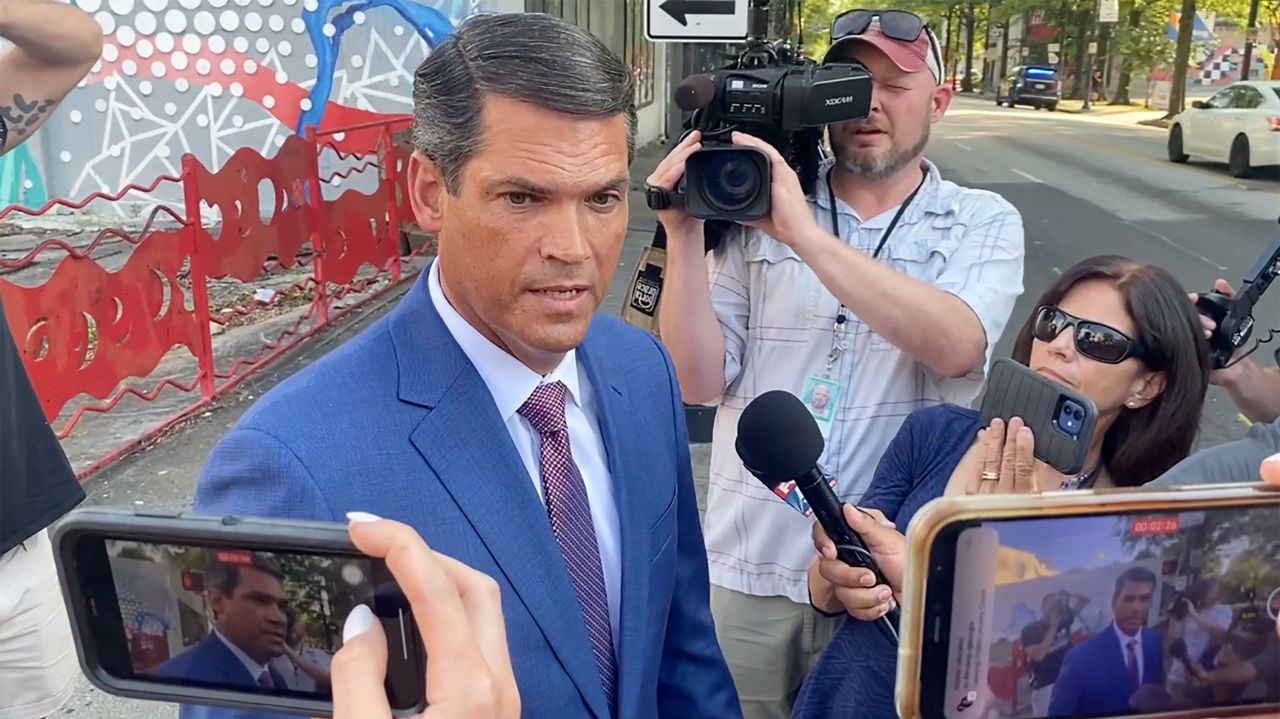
[0,0,103,155]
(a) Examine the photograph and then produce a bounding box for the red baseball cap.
[825,19,944,86]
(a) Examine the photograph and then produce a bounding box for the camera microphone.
[735,390,899,644]
[675,73,716,112]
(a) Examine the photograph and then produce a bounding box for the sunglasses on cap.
[1032,306,1150,365]
[831,9,929,44]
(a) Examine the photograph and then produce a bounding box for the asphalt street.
[51,95,1278,718]
[930,95,1279,450]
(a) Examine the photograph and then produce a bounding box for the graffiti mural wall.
[1,0,522,211]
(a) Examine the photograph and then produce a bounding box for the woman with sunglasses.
[793,254,1210,719]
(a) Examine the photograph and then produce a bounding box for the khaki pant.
[710,585,844,719]
[0,529,79,719]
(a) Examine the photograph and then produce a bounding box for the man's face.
[1113,579,1155,635]
[828,43,950,180]
[409,95,631,372]
[811,384,830,410]
[210,566,288,665]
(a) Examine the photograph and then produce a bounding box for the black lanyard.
[826,167,927,325]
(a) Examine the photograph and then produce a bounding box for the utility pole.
[1082,0,1099,110]
[1240,0,1261,80]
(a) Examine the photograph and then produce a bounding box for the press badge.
[801,374,841,440]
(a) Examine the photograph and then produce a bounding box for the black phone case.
[51,507,427,718]
[978,358,1099,476]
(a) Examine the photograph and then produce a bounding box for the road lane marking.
[955,142,973,150]
[1120,219,1228,271]
[1012,168,1044,183]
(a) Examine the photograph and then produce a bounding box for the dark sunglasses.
[1032,306,1149,365]
[831,9,928,43]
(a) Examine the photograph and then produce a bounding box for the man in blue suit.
[187,11,740,719]
[1049,566,1167,717]
[151,556,291,690]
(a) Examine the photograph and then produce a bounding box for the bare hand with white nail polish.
[324,513,520,719]
[807,505,906,621]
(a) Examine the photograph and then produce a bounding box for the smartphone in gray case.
[978,358,1099,476]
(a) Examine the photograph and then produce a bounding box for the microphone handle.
[795,468,901,636]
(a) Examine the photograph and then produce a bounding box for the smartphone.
[52,508,427,717]
[979,358,1099,476]
[895,483,1280,719]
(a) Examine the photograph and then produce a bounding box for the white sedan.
[1167,80,1280,178]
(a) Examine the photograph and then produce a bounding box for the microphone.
[675,73,716,112]
[735,389,900,642]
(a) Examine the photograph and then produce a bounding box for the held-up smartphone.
[52,508,427,717]
[979,358,1100,476]
[895,483,1280,719]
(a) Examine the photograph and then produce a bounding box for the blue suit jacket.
[1048,625,1166,717]
[183,266,741,719]
[151,634,287,689]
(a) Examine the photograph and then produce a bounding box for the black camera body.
[646,13,873,224]
[1195,223,1280,370]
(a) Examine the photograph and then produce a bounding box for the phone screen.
[931,502,1279,719]
[86,537,419,705]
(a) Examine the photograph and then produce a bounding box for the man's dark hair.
[206,553,286,597]
[411,12,637,195]
[1010,255,1210,487]
[1112,566,1158,601]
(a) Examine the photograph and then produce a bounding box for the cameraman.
[0,2,103,717]
[1155,278,1280,487]
[650,10,1024,716]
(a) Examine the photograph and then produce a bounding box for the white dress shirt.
[213,628,271,685]
[427,259,621,651]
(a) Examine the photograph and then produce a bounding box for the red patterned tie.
[518,381,616,708]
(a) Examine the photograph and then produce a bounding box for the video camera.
[644,0,873,223]
[1195,218,1280,370]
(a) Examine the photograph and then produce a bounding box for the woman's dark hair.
[1010,255,1210,487]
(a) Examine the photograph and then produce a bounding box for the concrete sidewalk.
[54,139,713,719]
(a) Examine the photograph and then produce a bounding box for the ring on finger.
[981,470,999,482]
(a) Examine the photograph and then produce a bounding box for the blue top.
[792,403,982,719]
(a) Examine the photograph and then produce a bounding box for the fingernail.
[1019,426,1032,438]
[879,587,892,601]
[346,511,382,523]
[862,574,876,587]
[343,604,375,642]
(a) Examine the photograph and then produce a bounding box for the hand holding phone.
[979,359,1099,477]
[330,514,519,719]
[956,416,1038,495]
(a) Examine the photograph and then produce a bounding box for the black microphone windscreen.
[675,74,716,112]
[735,390,824,488]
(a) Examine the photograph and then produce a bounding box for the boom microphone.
[674,73,716,112]
[735,390,899,643]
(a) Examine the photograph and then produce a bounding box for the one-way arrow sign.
[659,0,735,26]
[645,0,748,42]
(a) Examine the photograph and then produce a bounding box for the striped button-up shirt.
[701,157,1026,604]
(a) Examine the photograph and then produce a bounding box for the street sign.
[1098,0,1119,23]
[1088,41,1098,54]
[645,0,749,42]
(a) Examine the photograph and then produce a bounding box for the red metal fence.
[0,117,426,480]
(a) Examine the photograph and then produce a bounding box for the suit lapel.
[391,266,609,719]
[578,334,649,718]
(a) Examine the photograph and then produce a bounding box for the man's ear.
[930,82,953,123]
[407,151,446,233]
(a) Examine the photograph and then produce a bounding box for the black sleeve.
[0,295,85,554]
[1021,620,1047,647]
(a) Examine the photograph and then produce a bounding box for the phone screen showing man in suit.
[100,540,384,698]
[939,503,1279,719]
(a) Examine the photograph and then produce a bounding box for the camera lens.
[702,152,761,212]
